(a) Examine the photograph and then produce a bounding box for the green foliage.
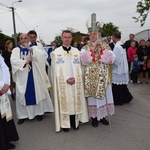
[133,0,150,26]
[101,22,120,37]
[54,23,120,45]
[12,32,22,42]
[54,34,62,45]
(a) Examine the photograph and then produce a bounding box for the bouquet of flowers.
[80,50,93,65]
[99,50,113,64]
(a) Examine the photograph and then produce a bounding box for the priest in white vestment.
[112,32,133,105]
[28,30,49,66]
[0,55,19,149]
[10,34,54,125]
[51,30,88,132]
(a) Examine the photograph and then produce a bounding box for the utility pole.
[10,0,22,47]
[10,6,17,46]
[0,1,22,46]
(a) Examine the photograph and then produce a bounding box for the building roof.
[134,29,150,42]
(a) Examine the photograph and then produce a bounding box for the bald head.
[19,33,29,45]
[19,33,28,39]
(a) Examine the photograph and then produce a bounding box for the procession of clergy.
[0,13,133,150]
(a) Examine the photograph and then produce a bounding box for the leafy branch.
[133,0,150,26]
[132,0,150,27]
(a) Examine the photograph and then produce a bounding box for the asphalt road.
[11,82,150,150]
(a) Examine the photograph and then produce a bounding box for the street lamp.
[9,0,22,46]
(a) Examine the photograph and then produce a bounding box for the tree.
[101,22,120,37]
[133,0,150,26]
[54,34,62,45]
[12,32,22,43]
[54,23,120,45]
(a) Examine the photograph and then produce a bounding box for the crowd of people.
[106,34,150,85]
[0,14,149,150]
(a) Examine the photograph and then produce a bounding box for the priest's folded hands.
[93,40,103,51]
[66,77,75,85]
[25,57,32,64]
[22,43,33,52]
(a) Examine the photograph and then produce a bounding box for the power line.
[0,11,10,15]
[0,2,10,15]
[15,11,31,30]
[0,2,9,8]
[0,1,23,46]
[0,6,9,11]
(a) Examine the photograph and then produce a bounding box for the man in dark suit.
[124,34,138,51]
[106,35,115,50]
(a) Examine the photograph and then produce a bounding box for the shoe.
[130,80,133,83]
[37,115,43,121]
[18,119,25,125]
[79,121,83,124]
[73,126,79,130]
[100,118,109,125]
[63,128,69,132]
[140,82,142,84]
[134,84,138,86]
[146,82,149,84]
[91,117,98,127]
[8,143,15,149]
[11,94,16,101]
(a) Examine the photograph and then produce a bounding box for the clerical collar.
[32,42,37,46]
[62,46,71,53]
[19,43,30,49]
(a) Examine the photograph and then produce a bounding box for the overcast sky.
[0,0,150,44]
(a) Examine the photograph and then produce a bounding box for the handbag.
[147,59,150,68]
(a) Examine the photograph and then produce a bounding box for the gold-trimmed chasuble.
[83,42,112,99]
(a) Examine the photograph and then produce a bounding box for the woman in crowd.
[2,40,15,100]
[137,39,149,84]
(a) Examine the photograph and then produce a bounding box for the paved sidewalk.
[11,82,150,150]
